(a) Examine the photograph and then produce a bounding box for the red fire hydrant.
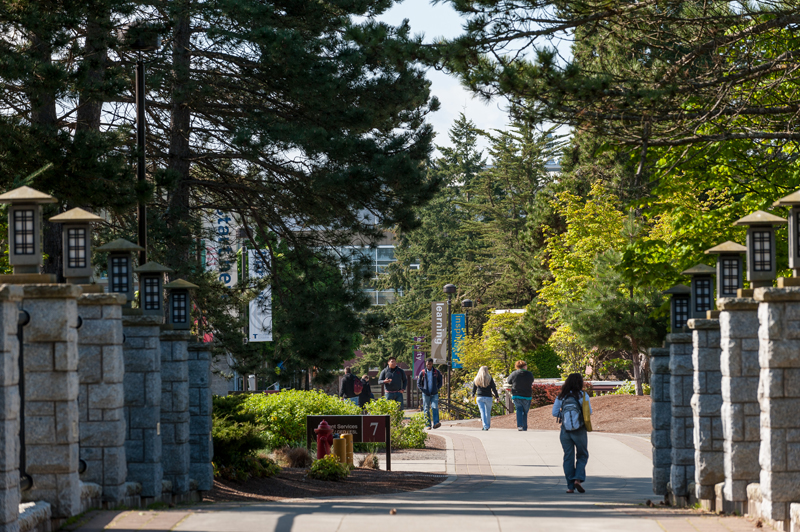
[314,420,334,459]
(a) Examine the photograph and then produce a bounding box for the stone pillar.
[754,287,800,528]
[0,286,22,531]
[21,284,82,518]
[650,346,671,497]
[76,293,127,504]
[688,318,724,509]
[160,330,190,497]
[122,315,162,499]
[668,332,695,504]
[188,342,213,493]
[718,297,760,514]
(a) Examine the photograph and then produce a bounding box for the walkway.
[71,427,764,532]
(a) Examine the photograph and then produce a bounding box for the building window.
[67,228,87,268]
[172,292,187,323]
[13,209,34,255]
[695,278,712,313]
[722,258,739,296]
[674,296,689,330]
[144,277,160,310]
[753,231,772,271]
[110,257,128,293]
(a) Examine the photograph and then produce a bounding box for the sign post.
[306,415,392,470]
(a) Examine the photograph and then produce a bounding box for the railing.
[437,397,471,420]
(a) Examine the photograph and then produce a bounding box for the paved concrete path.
[71,427,764,532]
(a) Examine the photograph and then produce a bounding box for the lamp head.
[443,283,456,294]
[461,299,473,308]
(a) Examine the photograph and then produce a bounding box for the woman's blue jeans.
[476,396,493,429]
[560,426,589,490]
[513,398,531,430]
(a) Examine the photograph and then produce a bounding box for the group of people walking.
[339,358,592,493]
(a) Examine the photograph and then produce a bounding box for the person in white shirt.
[552,373,592,493]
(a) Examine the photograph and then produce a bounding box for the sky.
[377,0,512,156]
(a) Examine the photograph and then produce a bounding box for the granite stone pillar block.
[77,293,127,504]
[0,285,23,532]
[650,346,672,496]
[188,342,212,492]
[122,315,163,498]
[754,287,800,525]
[669,333,695,501]
[688,318,724,503]
[160,330,190,496]
[718,297,761,511]
[20,284,82,519]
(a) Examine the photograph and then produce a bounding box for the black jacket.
[507,369,535,398]
[339,373,359,398]
[358,378,374,406]
[417,368,443,396]
[472,378,499,399]
[378,366,407,392]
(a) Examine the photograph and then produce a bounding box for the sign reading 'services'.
[431,301,446,364]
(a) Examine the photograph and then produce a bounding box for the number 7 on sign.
[370,422,378,436]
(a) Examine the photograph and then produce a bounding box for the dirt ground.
[463,394,651,434]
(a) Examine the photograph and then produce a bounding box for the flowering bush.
[242,389,360,449]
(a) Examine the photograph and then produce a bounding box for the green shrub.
[527,344,561,378]
[363,396,403,427]
[215,455,280,482]
[242,389,361,449]
[609,380,651,395]
[398,413,427,449]
[211,415,268,466]
[307,454,350,481]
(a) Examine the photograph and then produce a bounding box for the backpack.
[353,377,364,395]
[558,393,584,431]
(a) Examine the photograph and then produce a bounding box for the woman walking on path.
[471,366,499,430]
[552,373,592,493]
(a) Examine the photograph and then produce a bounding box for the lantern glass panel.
[674,296,689,329]
[695,278,712,312]
[143,277,160,310]
[722,257,739,296]
[110,256,129,292]
[67,227,87,268]
[13,209,34,255]
[753,230,772,271]
[172,292,188,323]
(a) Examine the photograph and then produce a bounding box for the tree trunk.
[76,10,108,132]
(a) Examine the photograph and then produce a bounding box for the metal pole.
[17,310,31,492]
[136,55,147,265]
[447,295,451,408]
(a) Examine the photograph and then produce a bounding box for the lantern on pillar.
[681,264,716,319]
[0,186,56,276]
[733,211,786,289]
[48,208,104,285]
[704,241,747,298]
[773,191,800,278]
[96,238,144,304]
[133,261,173,317]
[663,284,691,332]
[164,279,198,330]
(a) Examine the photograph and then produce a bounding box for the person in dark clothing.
[507,360,535,431]
[358,374,374,408]
[471,366,500,430]
[339,367,360,404]
[417,358,443,429]
[552,373,591,493]
[378,357,407,408]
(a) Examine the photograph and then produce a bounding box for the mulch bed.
[462,394,652,434]
[207,468,446,502]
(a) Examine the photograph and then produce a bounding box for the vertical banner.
[413,337,426,378]
[204,210,238,288]
[451,313,465,369]
[248,250,272,342]
[431,301,446,363]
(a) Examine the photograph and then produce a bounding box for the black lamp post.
[443,284,456,407]
[461,299,473,336]
[122,25,161,266]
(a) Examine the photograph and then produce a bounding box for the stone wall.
[718,298,761,512]
[754,287,800,527]
[188,342,213,492]
[0,286,22,531]
[669,333,695,502]
[160,330,190,496]
[688,318,724,505]
[122,315,163,499]
[20,284,82,518]
[650,346,672,497]
[76,293,127,504]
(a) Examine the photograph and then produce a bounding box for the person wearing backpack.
[339,367,360,405]
[417,358,443,429]
[552,373,592,493]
